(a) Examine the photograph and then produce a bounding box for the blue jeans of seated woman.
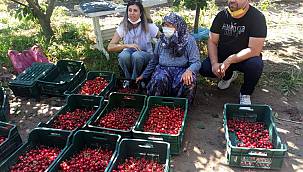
[118,49,152,79]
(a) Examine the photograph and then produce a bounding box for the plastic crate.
[38,94,105,132]
[223,103,287,169]
[87,92,147,138]
[8,62,55,98]
[0,87,9,122]
[49,130,121,172]
[0,128,72,171]
[133,96,188,155]
[38,60,86,96]
[108,139,170,172]
[0,122,22,163]
[66,71,116,97]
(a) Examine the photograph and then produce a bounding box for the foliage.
[10,0,56,40]
[279,70,303,96]
[173,0,207,10]
[257,0,271,11]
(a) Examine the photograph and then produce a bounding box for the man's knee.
[244,56,264,72]
[132,51,145,63]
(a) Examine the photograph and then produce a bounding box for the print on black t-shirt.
[222,22,245,37]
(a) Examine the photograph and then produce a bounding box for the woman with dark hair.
[136,12,201,104]
[107,0,159,81]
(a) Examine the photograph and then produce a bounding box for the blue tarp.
[80,1,119,13]
[191,27,209,41]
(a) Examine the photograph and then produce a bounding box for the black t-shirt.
[210,5,267,60]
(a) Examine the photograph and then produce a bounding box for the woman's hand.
[136,75,143,83]
[126,44,141,51]
[181,69,193,85]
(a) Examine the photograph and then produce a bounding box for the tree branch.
[46,0,55,19]
[11,0,28,7]
[25,0,44,17]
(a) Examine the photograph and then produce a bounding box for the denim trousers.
[118,49,152,79]
[199,56,264,95]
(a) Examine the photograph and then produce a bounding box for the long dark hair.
[122,1,153,33]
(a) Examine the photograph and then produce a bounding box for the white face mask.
[162,27,175,38]
[128,18,141,25]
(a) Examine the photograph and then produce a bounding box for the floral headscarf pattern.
[160,12,189,57]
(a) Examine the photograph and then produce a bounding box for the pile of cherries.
[51,108,96,130]
[113,156,164,172]
[143,106,184,135]
[0,135,6,144]
[79,76,109,95]
[60,147,113,172]
[10,145,61,172]
[96,107,140,130]
[228,119,273,149]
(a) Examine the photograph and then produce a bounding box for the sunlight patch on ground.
[261,88,270,93]
[276,127,290,134]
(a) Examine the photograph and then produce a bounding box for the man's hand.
[136,75,143,83]
[126,44,141,51]
[212,63,223,78]
[181,69,193,85]
[220,55,234,76]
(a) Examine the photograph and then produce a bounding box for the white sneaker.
[239,94,252,110]
[218,71,238,90]
[240,94,251,105]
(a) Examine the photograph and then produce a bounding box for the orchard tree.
[174,0,207,33]
[11,0,56,41]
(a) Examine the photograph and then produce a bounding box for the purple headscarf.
[160,12,189,57]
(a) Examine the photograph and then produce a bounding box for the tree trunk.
[38,16,53,41]
[194,4,200,34]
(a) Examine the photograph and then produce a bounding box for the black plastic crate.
[0,87,9,122]
[8,62,55,98]
[108,139,170,172]
[0,128,72,172]
[87,92,147,138]
[133,96,188,155]
[49,130,121,172]
[38,94,105,132]
[38,60,86,97]
[224,104,287,169]
[66,71,116,97]
[0,122,22,163]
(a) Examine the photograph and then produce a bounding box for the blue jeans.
[199,56,263,95]
[118,50,152,79]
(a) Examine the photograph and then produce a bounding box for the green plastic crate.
[38,60,86,97]
[49,130,121,172]
[108,139,170,172]
[0,122,22,163]
[8,62,55,98]
[87,92,147,138]
[66,71,116,97]
[38,94,105,132]
[133,96,188,155]
[0,87,9,122]
[223,103,287,169]
[0,128,72,171]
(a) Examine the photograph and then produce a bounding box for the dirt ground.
[1,1,303,172]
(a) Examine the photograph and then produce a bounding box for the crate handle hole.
[138,143,154,149]
[248,151,268,157]
[148,136,163,141]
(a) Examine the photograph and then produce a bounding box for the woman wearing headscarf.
[137,12,201,103]
[108,0,160,81]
